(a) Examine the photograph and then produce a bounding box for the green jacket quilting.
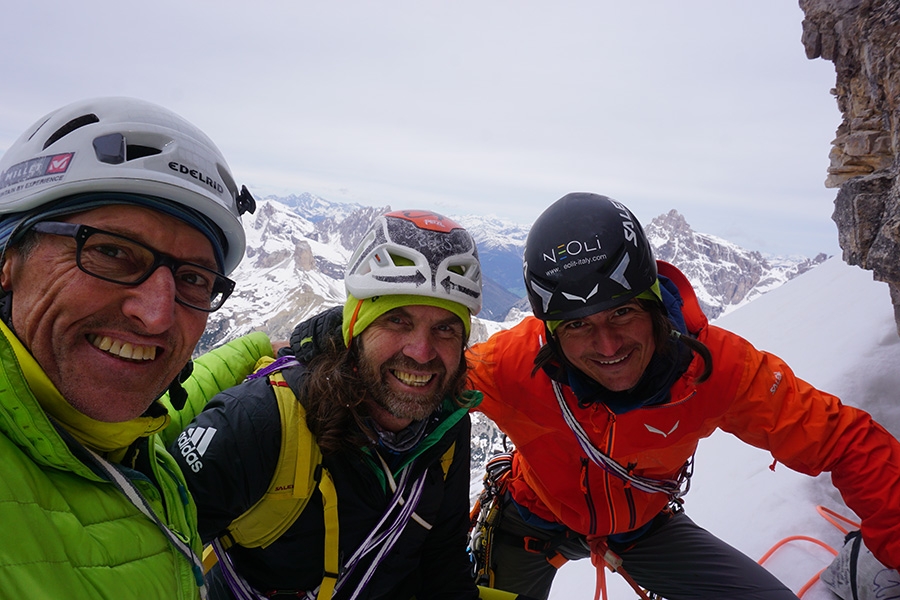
[0,329,271,599]
[0,333,200,598]
[160,330,274,447]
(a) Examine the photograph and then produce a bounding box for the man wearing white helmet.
[0,97,268,599]
[171,210,520,600]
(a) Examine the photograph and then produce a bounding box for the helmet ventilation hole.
[43,114,99,150]
[125,144,161,160]
[93,133,162,164]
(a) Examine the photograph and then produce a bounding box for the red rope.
[757,535,838,598]
[591,544,653,600]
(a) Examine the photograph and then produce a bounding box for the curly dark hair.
[302,334,469,455]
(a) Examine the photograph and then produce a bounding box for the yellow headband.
[342,293,472,346]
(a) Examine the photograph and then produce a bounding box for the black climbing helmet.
[523,192,658,322]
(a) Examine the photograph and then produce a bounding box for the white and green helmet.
[344,209,483,315]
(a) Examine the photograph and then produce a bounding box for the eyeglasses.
[30,221,235,312]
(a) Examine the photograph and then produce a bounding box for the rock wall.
[800,0,900,333]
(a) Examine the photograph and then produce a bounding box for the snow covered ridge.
[197,194,828,353]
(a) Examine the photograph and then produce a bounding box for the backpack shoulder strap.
[203,356,341,598]
[224,358,324,549]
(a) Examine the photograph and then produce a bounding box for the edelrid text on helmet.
[345,209,482,315]
[524,192,657,322]
[0,97,256,274]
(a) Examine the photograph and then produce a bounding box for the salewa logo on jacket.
[175,426,217,473]
[644,420,680,438]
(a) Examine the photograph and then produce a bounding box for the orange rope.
[757,535,838,566]
[757,536,837,598]
[797,567,828,597]
[755,504,863,598]
[816,505,860,536]
[595,559,607,600]
[592,546,653,600]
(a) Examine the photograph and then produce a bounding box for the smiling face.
[356,304,466,431]
[555,299,657,392]
[0,205,215,422]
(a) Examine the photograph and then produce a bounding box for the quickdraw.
[469,452,514,587]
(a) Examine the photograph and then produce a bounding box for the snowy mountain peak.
[263,192,365,223]
[452,213,531,253]
[646,209,829,319]
[198,197,828,352]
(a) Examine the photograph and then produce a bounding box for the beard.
[358,350,465,422]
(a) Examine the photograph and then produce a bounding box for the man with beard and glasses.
[171,210,498,600]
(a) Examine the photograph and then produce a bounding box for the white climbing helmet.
[344,209,483,315]
[0,96,255,274]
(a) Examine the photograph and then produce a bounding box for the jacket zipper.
[583,407,640,536]
[623,466,637,531]
[579,457,598,534]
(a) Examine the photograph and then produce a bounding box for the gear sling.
[201,356,462,600]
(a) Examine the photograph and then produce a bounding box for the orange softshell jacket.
[468,261,900,569]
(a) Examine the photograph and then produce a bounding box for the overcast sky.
[1,1,841,257]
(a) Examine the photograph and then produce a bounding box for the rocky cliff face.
[800,0,900,332]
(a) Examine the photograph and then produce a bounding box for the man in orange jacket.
[468,192,900,599]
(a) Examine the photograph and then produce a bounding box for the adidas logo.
[176,426,217,473]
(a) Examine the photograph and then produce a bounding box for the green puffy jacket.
[0,326,272,599]
[160,331,274,446]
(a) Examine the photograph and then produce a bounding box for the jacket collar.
[0,319,168,458]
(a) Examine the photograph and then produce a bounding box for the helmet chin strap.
[164,360,194,410]
[0,294,11,326]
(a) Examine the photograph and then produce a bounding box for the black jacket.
[172,362,480,600]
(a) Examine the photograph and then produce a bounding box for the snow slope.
[548,256,900,599]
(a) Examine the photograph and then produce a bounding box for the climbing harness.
[468,445,662,600]
[469,377,695,600]
[471,438,863,600]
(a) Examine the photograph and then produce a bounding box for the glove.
[287,305,344,363]
[820,530,900,600]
